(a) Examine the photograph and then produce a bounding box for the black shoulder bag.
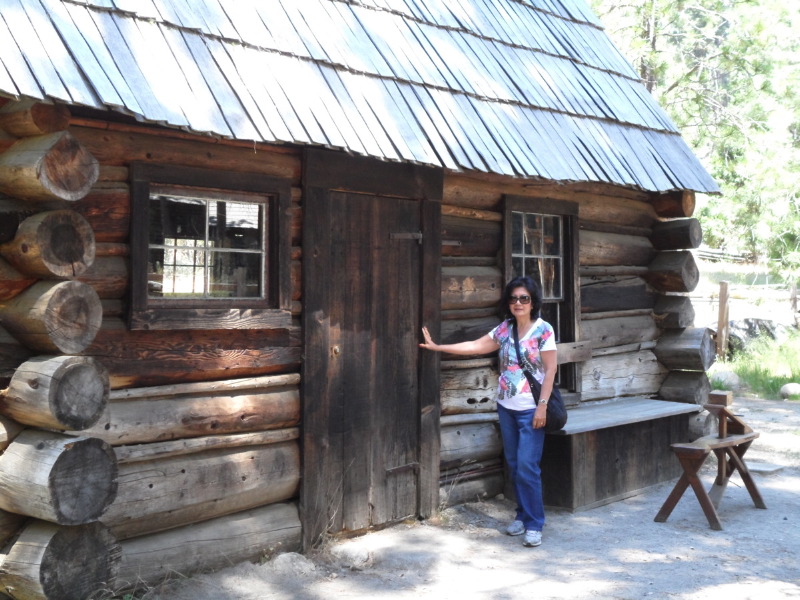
[512,324,567,433]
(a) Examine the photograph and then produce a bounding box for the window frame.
[503,195,581,397]
[130,163,292,331]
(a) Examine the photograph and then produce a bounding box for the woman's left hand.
[533,403,547,429]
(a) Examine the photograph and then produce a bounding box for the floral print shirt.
[489,318,557,411]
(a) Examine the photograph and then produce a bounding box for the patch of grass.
[710,331,800,399]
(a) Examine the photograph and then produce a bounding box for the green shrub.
[710,331,800,399]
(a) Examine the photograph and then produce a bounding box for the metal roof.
[0,0,719,193]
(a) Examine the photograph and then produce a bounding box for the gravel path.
[138,396,800,600]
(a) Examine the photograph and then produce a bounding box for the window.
[504,195,580,394]
[130,164,292,330]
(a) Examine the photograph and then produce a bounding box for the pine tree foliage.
[589,0,800,276]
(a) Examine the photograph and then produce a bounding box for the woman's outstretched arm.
[419,326,499,355]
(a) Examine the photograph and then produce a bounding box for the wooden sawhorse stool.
[654,404,767,530]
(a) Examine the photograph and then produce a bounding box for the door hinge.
[390,232,423,244]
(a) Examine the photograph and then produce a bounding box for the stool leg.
[728,443,767,509]
[679,453,723,530]
[708,448,732,509]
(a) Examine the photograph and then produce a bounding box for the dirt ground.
[137,395,800,600]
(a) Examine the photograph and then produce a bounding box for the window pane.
[511,256,523,279]
[209,252,263,298]
[512,212,523,254]
[150,195,206,245]
[524,213,541,255]
[543,216,561,256]
[153,246,206,297]
[540,258,562,300]
[524,257,540,285]
[210,201,264,250]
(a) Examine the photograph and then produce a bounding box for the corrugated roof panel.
[269,54,348,149]
[278,2,331,63]
[340,2,406,79]
[160,26,232,136]
[252,2,307,57]
[217,41,289,142]
[0,7,42,99]
[395,82,460,170]
[2,0,71,102]
[180,32,259,140]
[200,38,271,141]
[42,0,124,108]
[104,10,186,124]
[355,8,429,85]
[318,65,384,157]
[471,99,535,177]
[452,93,515,174]
[411,85,476,170]
[253,51,323,144]
[126,17,198,127]
[405,18,462,90]
[337,70,403,161]
[21,0,99,106]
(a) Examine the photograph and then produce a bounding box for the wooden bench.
[654,405,766,529]
[540,397,701,511]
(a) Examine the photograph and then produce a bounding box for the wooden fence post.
[716,281,730,358]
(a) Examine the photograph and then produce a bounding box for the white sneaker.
[523,530,542,547]
[505,520,525,536]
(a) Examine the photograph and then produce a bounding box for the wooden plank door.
[303,189,424,545]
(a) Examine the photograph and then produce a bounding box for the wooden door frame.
[300,149,442,549]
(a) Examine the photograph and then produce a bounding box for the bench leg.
[655,452,723,530]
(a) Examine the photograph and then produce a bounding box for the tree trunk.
[441,366,498,415]
[650,190,695,218]
[440,215,501,258]
[72,183,130,243]
[440,472,504,508]
[651,218,703,250]
[644,250,700,293]
[659,370,711,405]
[581,350,668,401]
[0,520,119,600]
[440,422,502,470]
[0,280,102,354]
[75,373,300,444]
[654,328,716,371]
[115,502,300,591]
[3,356,109,431]
[441,265,502,310]
[653,295,696,329]
[579,230,655,267]
[0,431,118,525]
[101,441,299,539]
[0,210,96,279]
[580,276,656,313]
[0,132,99,202]
[0,101,71,138]
[77,255,128,299]
[581,313,659,349]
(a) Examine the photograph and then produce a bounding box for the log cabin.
[0,0,720,597]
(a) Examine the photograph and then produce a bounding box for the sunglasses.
[508,295,532,305]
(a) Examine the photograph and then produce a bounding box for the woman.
[420,276,557,547]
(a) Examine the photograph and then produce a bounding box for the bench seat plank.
[556,397,701,435]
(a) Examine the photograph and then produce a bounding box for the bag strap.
[512,323,541,406]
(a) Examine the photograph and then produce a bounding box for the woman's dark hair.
[500,275,542,321]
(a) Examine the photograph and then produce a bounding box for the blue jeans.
[497,404,546,532]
